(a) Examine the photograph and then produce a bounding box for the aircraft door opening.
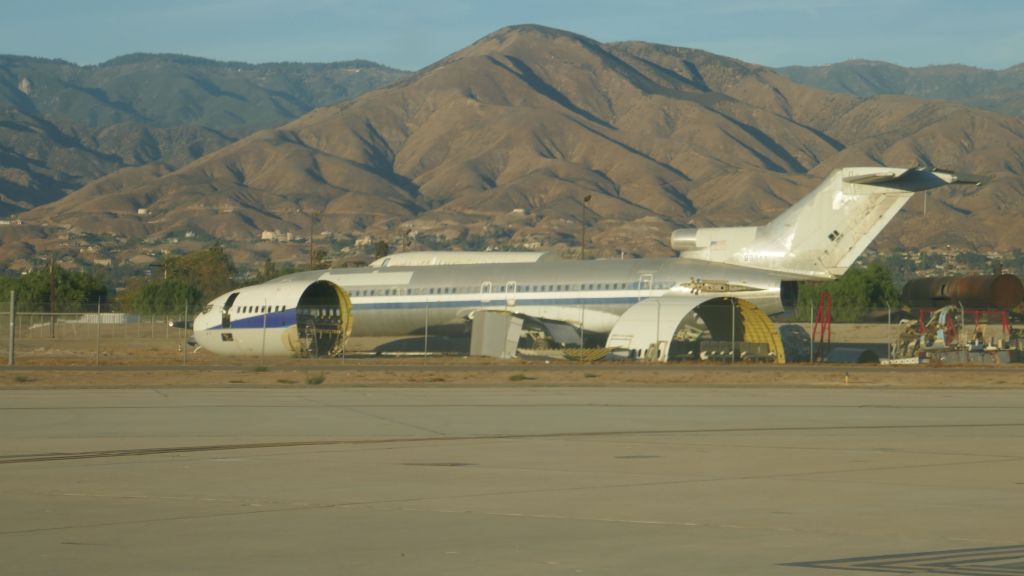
[506,281,517,307]
[480,281,492,303]
[638,274,654,298]
[222,292,239,329]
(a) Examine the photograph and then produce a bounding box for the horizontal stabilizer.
[843,167,985,190]
[842,171,901,185]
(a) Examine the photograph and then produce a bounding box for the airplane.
[193,167,981,362]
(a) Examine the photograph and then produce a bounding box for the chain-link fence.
[2,297,197,366]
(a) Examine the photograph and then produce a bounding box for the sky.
[3,0,1023,70]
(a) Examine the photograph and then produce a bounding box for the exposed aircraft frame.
[193,167,981,362]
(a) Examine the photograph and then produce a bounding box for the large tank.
[901,274,1024,309]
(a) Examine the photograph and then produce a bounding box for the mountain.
[778,60,1024,118]
[16,26,1024,265]
[0,54,410,215]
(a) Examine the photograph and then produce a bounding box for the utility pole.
[309,213,315,271]
[299,208,323,271]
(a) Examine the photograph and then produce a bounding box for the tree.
[954,251,989,270]
[312,248,331,270]
[918,252,946,270]
[119,245,238,313]
[374,241,390,260]
[795,262,900,322]
[252,258,297,283]
[0,267,107,312]
[162,243,237,302]
[130,279,203,315]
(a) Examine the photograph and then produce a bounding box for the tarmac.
[2,385,1024,575]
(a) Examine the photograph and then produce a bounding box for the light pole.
[579,194,591,358]
[580,194,591,260]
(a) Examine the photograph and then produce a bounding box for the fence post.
[95,297,101,366]
[183,301,189,367]
[261,298,268,359]
[731,298,736,363]
[8,290,15,366]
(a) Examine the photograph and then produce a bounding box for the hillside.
[16,26,1024,265]
[778,60,1024,118]
[0,54,410,215]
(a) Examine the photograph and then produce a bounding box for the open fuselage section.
[193,256,789,357]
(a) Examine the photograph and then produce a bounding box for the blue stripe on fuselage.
[225,309,297,329]
[209,295,641,331]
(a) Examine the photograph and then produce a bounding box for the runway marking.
[786,544,1024,575]
[2,422,1024,464]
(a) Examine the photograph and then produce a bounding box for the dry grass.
[1,328,1022,390]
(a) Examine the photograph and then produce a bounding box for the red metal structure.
[812,291,832,361]
[917,308,1010,340]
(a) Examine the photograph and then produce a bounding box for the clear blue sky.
[3,0,1022,70]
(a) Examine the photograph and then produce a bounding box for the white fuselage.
[193,256,787,356]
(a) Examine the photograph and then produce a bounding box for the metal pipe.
[901,274,1024,309]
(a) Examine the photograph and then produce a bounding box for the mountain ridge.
[8,25,1024,268]
[0,53,411,217]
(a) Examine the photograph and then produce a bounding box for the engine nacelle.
[670,226,758,253]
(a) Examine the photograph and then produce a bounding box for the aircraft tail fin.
[672,167,982,279]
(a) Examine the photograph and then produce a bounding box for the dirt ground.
[1,323,1022,390]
